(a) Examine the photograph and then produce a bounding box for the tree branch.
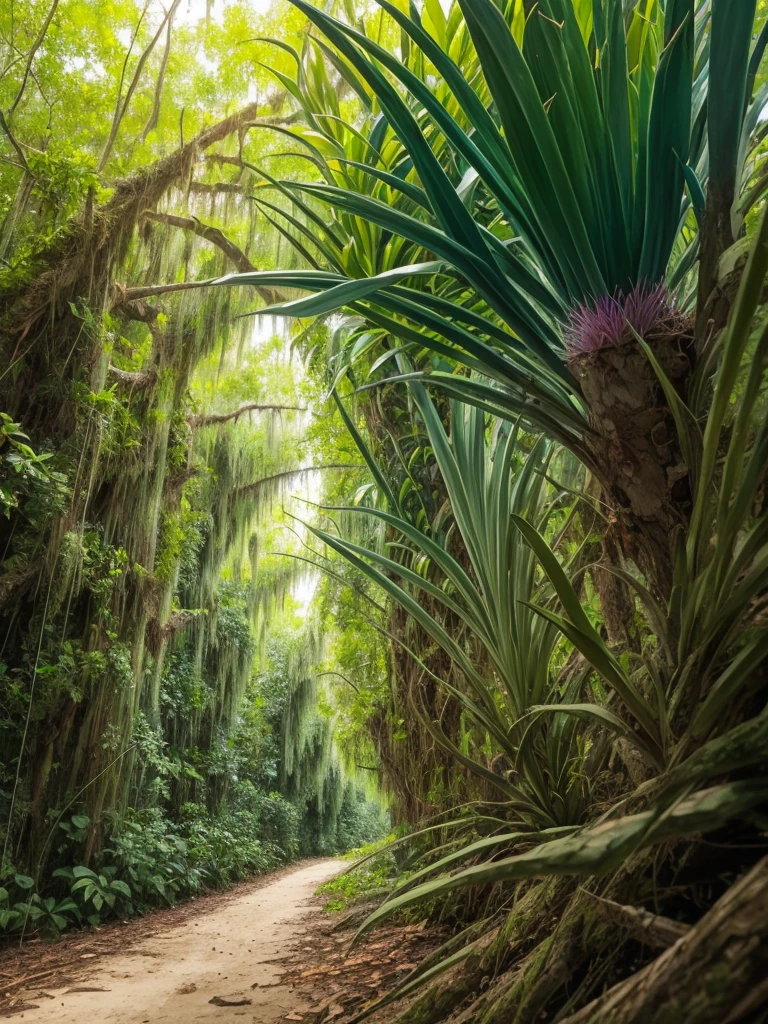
[317,670,361,694]
[139,210,286,303]
[142,210,255,272]
[6,99,298,343]
[116,280,212,303]
[110,293,162,322]
[139,2,176,142]
[188,402,306,428]
[0,111,30,173]
[205,153,246,168]
[234,464,364,501]
[242,110,302,129]
[188,181,247,196]
[108,365,157,388]
[7,0,60,117]
[97,0,182,173]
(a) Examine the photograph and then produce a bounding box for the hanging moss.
[261,625,388,856]
[0,118,387,926]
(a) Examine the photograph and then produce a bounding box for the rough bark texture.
[559,855,768,1024]
[697,191,739,343]
[583,893,690,950]
[572,331,694,598]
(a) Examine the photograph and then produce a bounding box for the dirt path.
[11,859,345,1023]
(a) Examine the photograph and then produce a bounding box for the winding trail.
[18,859,345,1023]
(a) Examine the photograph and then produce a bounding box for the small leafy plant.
[0,412,68,519]
[319,841,397,913]
[53,866,132,923]
[0,874,80,938]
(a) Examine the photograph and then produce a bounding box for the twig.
[139,0,177,142]
[7,0,60,117]
[97,0,181,173]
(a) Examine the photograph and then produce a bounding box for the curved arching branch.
[141,210,252,273]
[140,210,286,303]
[188,402,306,428]
[4,99,301,347]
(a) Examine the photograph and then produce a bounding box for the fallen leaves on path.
[280,916,447,1024]
[0,862,310,1017]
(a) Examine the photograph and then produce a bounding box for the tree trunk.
[573,330,694,600]
[559,854,768,1024]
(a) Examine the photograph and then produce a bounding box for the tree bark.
[582,892,690,950]
[559,855,768,1024]
[573,330,694,600]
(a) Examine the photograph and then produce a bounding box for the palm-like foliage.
[313,382,595,828]
[338,206,768,961]
[219,0,767,612]
[210,4,768,1013]
[232,0,768,840]
[223,0,763,423]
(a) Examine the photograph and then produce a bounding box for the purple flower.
[563,283,678,358]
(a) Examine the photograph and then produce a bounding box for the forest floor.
[0,860,446,1024]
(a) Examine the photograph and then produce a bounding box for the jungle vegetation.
[0,0,389,937]
[2,0,768,1022]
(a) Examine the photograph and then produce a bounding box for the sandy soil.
[14,859,345,1024]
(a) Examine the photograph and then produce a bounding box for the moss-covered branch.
[188,403,306,428]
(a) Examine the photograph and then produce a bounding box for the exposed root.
[579,890,689,950]
[558,854,768,1024]
[456,896,600,1024]
[391,881,563,1024]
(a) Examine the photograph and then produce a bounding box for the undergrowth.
[319,837,398,913]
